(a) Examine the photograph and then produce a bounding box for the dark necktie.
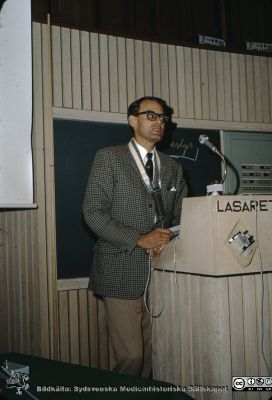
[145,152,153,181]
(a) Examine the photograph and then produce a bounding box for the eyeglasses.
[134,110,169,124]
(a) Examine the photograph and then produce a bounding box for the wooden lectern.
[151,195,272,400]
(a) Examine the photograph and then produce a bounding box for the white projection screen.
[0,0,35,208]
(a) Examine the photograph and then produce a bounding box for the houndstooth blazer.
[83,143,188,299]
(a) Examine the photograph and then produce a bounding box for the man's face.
[129,100,166,149]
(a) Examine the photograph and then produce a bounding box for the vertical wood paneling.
[200,49,210,120]
[49,26,272,124]
[80,31,92,111]
[223,52,233,121]
[255,274,271,376]
[260,57,271,124]
[58,288,109,369]
[176,47,186,118]
[20,212,29,353]
[168,45,179,117]
[126,38,136,105]
[190,275,203,391]
[151,268,165,381]
[228,277,246,375]
[134,40,145,99]
[99,34,110,112]
[90,33,101,111]
[143,41,153,96]
[108,36,119,112]
[71,29,82,110]
[78,289,89,366]
[152,269,272,399]
[29,210,42,355]
[238,54,248,122]
[180,276,194,387]
[192,48,202,120]
[4,213,11,352]
[230,53,240,122]
[61,27,73,108]
[117,37,127,113]
[183,47,194,119]
[68,290,80,364]
[228,277,247,400]
[245,55,256,123]
[51,26,62,107]
[242,275,259,375]
[58,291,70,362]
[216,51,226,121]
[253,56,263,123]
[169,275,181,384]
[9,214,18,351]
[88,291,99,367]
[207,50,218,120]
[97,297,110,370]
[151,43,161,98]
[0,217,9,352]
[159,44,170,103]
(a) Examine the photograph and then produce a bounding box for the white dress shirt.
[134,141,155,180]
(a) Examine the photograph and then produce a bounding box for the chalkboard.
[54,119,221,279]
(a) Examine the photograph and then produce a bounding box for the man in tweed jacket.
[83,96,187,377]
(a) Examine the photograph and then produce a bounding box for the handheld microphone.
[199,134,220,154]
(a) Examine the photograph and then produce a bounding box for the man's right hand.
[137,228,173,250]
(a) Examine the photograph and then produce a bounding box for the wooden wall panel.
[184,47,195,119]
[51,26,62,107]
[50,25,272,128]
[151,43,161,98]
[151,270,272,399]
[134,40,145,100]
[230,53,240,122]
[90,33,101,111]
[80,31,92,111]
[61,28,73,108]
[108,36,119,112]
[57,287,109,369]
[215,51,226,121]
[71,29,82,110]
[99,34,110,112]
[117,37,128,113]
[192,48,202,120]
[168,45,179,118]
[143,41,153,97]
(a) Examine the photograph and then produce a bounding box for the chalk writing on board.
[169,138,199,162]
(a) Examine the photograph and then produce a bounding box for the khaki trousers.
[103,296,152,378]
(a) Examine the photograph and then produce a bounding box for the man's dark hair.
[127,96,169,118]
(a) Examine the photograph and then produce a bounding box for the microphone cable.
[143,243,170,319]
